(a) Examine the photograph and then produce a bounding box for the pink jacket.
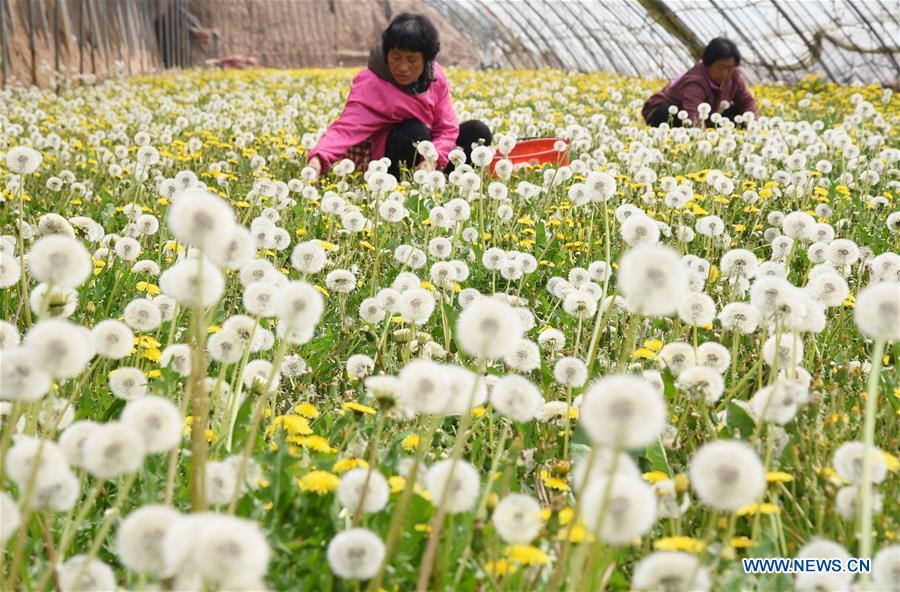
[642,61,758,125]
[308,62,459,173]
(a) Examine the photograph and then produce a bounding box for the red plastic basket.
[490,138,570,177]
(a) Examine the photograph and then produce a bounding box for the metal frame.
[424,0,900,85]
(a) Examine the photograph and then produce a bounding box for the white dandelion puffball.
[689,440,765,512]
[337,468,390,514]
[553,356,588,388]
[274,280,324,330]
[91,320,135,359]
[58,420,100,468]
[492,493,543,544]
[832,441,888,484]
[327,528,385,581]
[325,269,357,294]
[243,359,280,394]
[571,448,641,491]
[456,296,524,360]
[425,459,480,514]
[632,551,711,591]
[26,234,91,288]
[396,359,449,414]
[124,298,162,332]
[678,292,716,327]
[872,545,900,592]
[749,380,805,425]
[617,244,689,317]
[109,366,149,401]
[4,436,69,492]
[1,491,21,546]
[57,555,116,592]
[441,364,488,415]
[490,374,544,422]
[0,252,21,289]
[581,473,657,544]
[159,257,225,308]
[676,365,725,404]
[718,302,760,334]
[502,338,541,372]
[854,281,899,342]
[82,422,146,479]
[120,395,183,453]
[397,287,435,325]
[117,504,183,575]
[6,145,43,174]
[762,333,804,368]
[1,346,53,401]
[696,341,731,373]
[190,514,271,589]
[291,240,327,274]
[205,461,239,506]
[794,538,854,592]
[24,319,92,379]
[167,187,236,255]
[579,374,666,449]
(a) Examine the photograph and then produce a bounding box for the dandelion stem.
[858,338,884,581]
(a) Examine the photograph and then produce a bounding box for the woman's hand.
[307,156,322,179]
[416,159,435,172]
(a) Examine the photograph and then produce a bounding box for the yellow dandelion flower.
[485,560,517,576]
[297,471,340,495]
[342,402,376,415]
[654,536,706,553]
[141,348,162,362]
[556,524,594,543]
[402,434,420,452]
[294,403,319,419]
[505,545,550,566]
[735,503,780,516]
[333,458,369,473]
[266,415,313,438]
[642,471,670,484]
[287,435,336,453]
[540,470,570,491]
[766,471,794,483]
[632,347,658,361]
[389,476,406,493]
[643,339,663,352]
[731,536,753,549]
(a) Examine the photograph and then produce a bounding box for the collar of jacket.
[367,42,434,95]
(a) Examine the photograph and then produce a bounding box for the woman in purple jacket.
[642,38,758,128]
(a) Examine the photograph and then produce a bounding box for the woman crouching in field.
[642,37,758,128]
[307,13,491,179]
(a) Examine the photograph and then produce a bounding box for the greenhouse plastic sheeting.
[426,0,900,85]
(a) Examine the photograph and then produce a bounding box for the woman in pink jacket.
[642,38,758,128]
[307,13,491,179]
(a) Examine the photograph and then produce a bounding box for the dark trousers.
[648,103,743,127]
[384,119,492,177]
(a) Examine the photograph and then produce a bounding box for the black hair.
[702,37,741,67]
[382,13,440,62]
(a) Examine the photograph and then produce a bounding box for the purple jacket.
[642,61,758,125]
[308,61,459,173]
